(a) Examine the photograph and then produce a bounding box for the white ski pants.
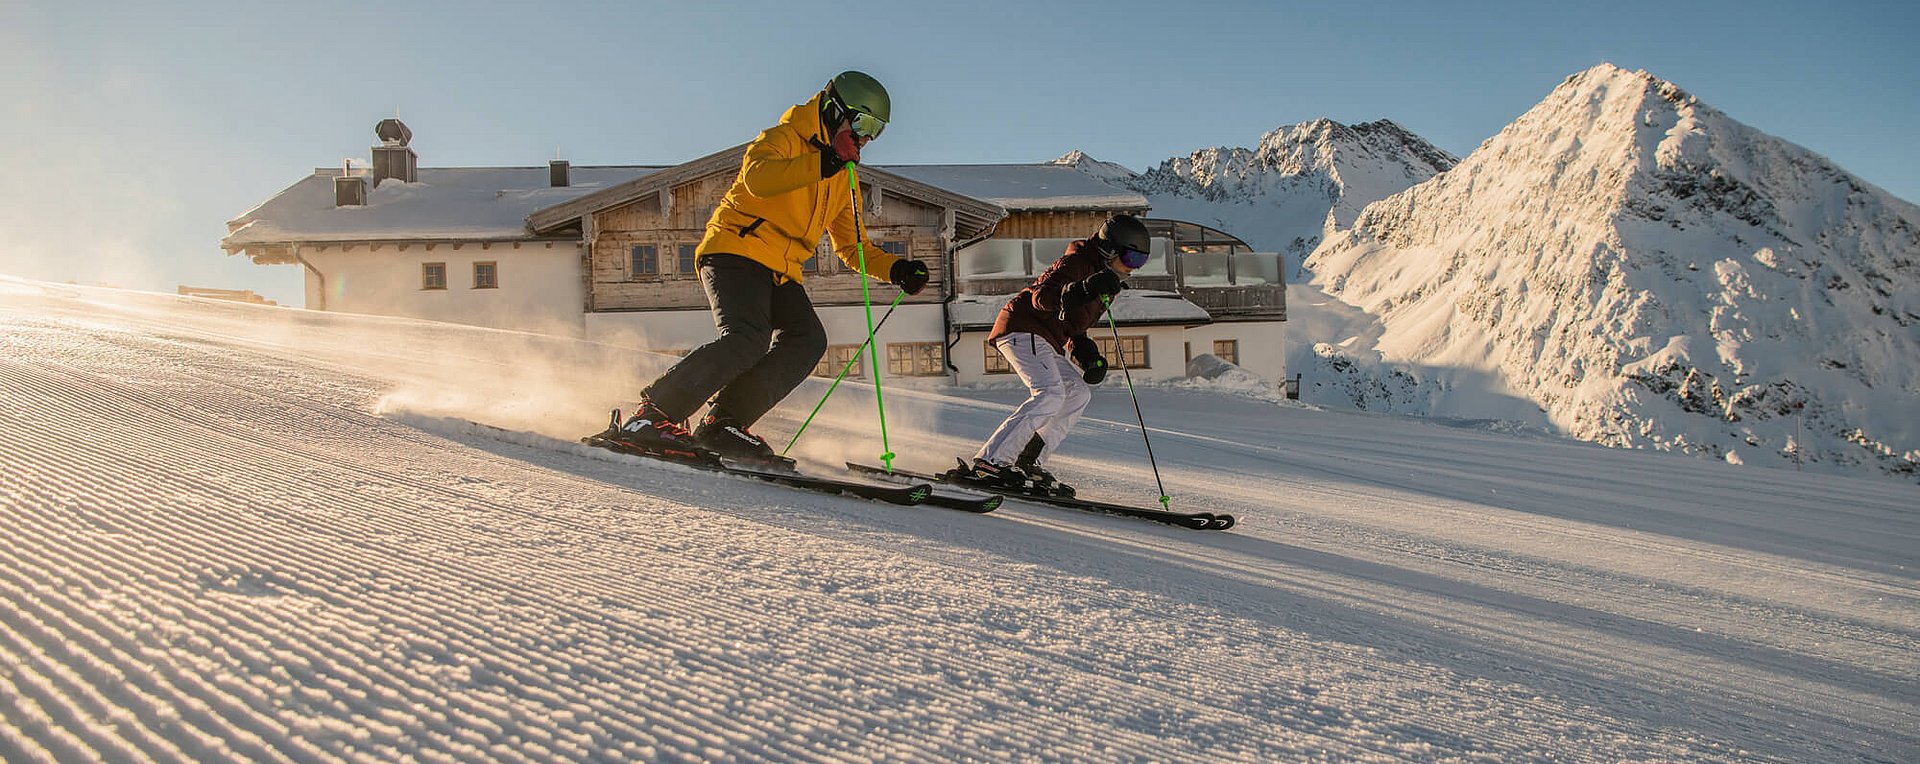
[975,333,1093,467]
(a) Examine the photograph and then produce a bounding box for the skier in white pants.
[964,214,1150,495]
[975,333,1095,473]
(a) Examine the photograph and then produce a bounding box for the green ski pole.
[848,164,896,472]
[1103,294,1171,509]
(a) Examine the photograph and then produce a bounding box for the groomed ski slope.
[1,277,1915,763]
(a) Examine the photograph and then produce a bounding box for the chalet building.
[223,120,1287,389]
[883,166,1286,384]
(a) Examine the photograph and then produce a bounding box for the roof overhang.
[224,234,582,265]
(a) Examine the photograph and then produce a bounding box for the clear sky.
[4,0,1915,306]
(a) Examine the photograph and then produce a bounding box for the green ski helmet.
[823,71,890,139]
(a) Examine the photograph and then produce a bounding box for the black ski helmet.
[823,71,890,139]
[1091,214,1151,258]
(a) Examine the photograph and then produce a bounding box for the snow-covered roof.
[224,160,1138,260]
[223,166,662,251]
[883,164,1148,212]
[948,289,1212,330]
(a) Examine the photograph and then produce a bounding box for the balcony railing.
[955,239,1285,319]
[1179,285,1285,317]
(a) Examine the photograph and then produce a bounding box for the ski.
[582,432,932,507]
[849,468,1004,514]
[846,461,1232,531]
[931,491,1003,513]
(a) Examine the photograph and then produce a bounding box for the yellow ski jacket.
[696,93,899,285]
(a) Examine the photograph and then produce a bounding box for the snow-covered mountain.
[1114,119,1457,271]
[1052,122,1501,426]
[1309,63,1920,480]
[1043,65,1919,483]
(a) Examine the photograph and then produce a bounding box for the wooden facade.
[527,144,1005,315]
[990,210,1146,241]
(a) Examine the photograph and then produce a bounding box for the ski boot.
[1014,434,1075,497]
[590,403,715,463]
[1016,462,1075,498]
[693,415,795,471]
[945,458,1029,492]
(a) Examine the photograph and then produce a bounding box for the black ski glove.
[1069,335,1108,385]
[1062,268,1125,308]
[820,144,844,178]
[889,259,930,295]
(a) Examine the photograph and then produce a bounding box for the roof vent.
[371,118,417,184]
[550,159,571,187]
[376,118,412,146]
[335,160,366,207]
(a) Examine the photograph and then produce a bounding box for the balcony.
[955,228,1285,321]
[1169,250,1285,319]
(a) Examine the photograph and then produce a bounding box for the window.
[887,342,945,377]
[878,240,907,256]
[1091,335,1149,369]
[983,341,1013,375]
[677,244,698,276]
[473,261,498,289]
[630,245,658,279]
[1212,339,1239,365]
[422,262,447,290]
[813,345,866,379]
[804,239,829,274]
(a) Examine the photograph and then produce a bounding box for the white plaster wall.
[949,331,997,385]
[953,325,1192,386]
[1182,321,1287,386]
[816,304,947,377]
[301,242,586,336]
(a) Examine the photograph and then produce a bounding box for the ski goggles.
[826,92,888,140]
[849,110,887,140]
[1115,246,1150,269]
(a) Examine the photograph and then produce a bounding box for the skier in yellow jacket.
[606,71,929,462]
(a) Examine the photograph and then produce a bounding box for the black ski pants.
[642,253,827,427]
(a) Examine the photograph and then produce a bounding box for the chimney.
[335,160,366,207]
[550,159,571,187]
[371,118,417,184]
